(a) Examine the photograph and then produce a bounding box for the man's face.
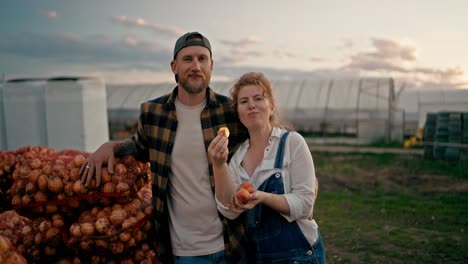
[171,45,213,94]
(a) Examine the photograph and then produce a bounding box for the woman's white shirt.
[216,127,319,245]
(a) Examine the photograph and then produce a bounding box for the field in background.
[312,151,468,263]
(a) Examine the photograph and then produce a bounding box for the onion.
[48,176,63,193]
[70,223,83,238]
[52,164,66,178]
[78,211,94,223]
[122,216,137,229]
[102,182,116,193]
[28,169,41,183]
[114,163,127,175]
[45,204,58,214]
[109,209,127,226]
[110,241,124,254]
[69,167,80,181]
[80,222,95,236]
[72,180,85,195]
[42,163,52,176]
[52,214,65,228]
[134,249,146,262]
[33,191,47,202]
[44,245,57,256]
[63,182,74,196]
[45,226,61,243]
[73,154,86,168]
[30,158,42,169]
[119,231,131,242]
[21,195,32,206]
[94,217,110,234]
[123,203,137,216]
[39,220,52,233]
[116,182,130,195]
[101,168,112,183]
[34,233,42,245]
[37,174,49,192]
[80,240,93,251]
[25,181,37,194]
[95,239,108,249]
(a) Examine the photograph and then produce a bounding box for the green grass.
[316,191,468,263]
[314,152,468,178]
[313,152,468,263]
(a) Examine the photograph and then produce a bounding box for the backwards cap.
[173,32,212,59]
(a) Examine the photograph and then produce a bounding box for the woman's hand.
[208,134,229,167]
[229,190,263,213]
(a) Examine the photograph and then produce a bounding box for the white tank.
[2,77,109,152]
[3,78,48,150]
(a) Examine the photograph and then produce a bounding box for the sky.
[1,0,467,89]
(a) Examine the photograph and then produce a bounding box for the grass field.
[311,151,468,264]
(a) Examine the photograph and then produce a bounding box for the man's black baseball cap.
[173,32,212,59]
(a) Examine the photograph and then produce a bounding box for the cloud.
[0,32,172,82]
[340,39,354,50]
[46,10,58,19]
[1,30,465,89]
[0,32,169,63]
[309,56,327,63]
[339,37,466,88]
[273,48,296,59]
[219,36,261,48]
[112,16,184,37]
[370,38,417,61]
[215,36,263,63]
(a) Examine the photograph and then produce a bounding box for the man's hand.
[80,141,117,187]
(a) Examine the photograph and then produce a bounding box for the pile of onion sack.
[0,146,159,263]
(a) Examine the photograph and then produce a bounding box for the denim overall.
[244,132,325,264]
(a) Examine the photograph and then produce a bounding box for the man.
[80,32,248,264]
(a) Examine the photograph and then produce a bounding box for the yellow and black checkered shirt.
[131,86,248,263]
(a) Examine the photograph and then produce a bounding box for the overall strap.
[274,131,290,169]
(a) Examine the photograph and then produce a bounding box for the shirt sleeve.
[282,132,316,221]
[130,103,150,161]
[216,197,240,220]
[215,150,244,219]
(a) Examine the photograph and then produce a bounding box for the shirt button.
[275,173,281,178]
[307,250,313,255]
[266,147,270,151]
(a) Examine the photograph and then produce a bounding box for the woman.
[208,72,326,263]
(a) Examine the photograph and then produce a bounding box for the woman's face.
[236,84,273,130]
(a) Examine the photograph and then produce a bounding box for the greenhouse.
[106,78,397,143]
[2,77,468,150]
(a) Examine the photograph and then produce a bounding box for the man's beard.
[181,82,205,94]
[179,75,209,94]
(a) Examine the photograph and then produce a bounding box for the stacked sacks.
[2,145,159,263]
[10,150,150,217]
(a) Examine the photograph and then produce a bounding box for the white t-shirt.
[168,98,224,256]
[217,127,319,246]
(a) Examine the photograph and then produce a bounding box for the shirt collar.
[239,126,284,149]
[163,86,220,110]
[270,127,283,140]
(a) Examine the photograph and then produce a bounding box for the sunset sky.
[1,0,467,89]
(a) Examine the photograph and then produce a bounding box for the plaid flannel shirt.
[131,86,248,263]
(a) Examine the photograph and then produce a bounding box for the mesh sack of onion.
[9,146,151,219]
